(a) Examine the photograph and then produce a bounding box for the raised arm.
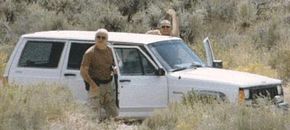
[167,9,180,37]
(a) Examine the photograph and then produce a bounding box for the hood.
[170,67,281,87]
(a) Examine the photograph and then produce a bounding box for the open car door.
[203,37,223,68]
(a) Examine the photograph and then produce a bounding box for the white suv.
[3,31,288,118]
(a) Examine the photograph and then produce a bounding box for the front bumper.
[277,102,289,110]
[243,95,289,110]
[274,96,289,110]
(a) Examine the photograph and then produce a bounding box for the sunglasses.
[97,36,107,40]
[161,26,171,29]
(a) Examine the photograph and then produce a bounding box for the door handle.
[64,73,76,76]
[172,91,184,95]
[15,70,22,73]
[119,79,131,82]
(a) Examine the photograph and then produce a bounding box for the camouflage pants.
[88,81,118,120]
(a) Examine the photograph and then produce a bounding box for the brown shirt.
[81,45,114,80]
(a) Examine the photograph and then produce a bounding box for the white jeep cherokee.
[3,31,288,118]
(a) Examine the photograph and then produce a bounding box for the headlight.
[277,85,283,95]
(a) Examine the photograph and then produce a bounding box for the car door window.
[18,41,64,68]
[67,43,93,70]
[115,48,155,75]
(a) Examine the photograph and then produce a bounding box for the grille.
[249,85,279,99]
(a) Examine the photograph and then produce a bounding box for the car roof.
[22,30,181,44]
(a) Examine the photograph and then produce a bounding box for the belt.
[92,76,113,86]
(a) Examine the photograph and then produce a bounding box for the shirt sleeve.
[81,52,91,67]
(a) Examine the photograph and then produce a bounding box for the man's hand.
[112,66,118,75]
[90,82,99,93]
[167,9,176,16]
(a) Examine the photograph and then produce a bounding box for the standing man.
[80,28,117,120]
[146,9,180,37]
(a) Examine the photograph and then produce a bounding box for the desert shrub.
[141,103,205,130]
[142,3,163,30]
[235,63,278,78]
[0,0,28,44]
[0,0,27,23]
[0,84,123,129]
[202,0,237,22]
[74,1,126,31]
[124,11,151,33]
[0,84,75,129]
[111,0,149,22]
[252,18,282,50]
[198,102,287,130]
[170,0,199,11]
[140,105,179,130]
[37,0,82,15]
[218,39,271,69]
[179,11,206,44]
[0,20,13,45]
[11,3,71,36]
[269,49,290,81]
[0,52,8,75]
[236,0,257,30]
[141,92,289,130]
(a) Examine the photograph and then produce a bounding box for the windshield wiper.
[172,67,187,72]
[190,63,202,68]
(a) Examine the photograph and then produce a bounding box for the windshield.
[149,40,204,72]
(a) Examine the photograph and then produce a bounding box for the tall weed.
[0,51,7,76]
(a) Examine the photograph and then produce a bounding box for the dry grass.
[0,84,125,130]
[0,83,288,130]
[0,52,7,76]
[140,93,290,130]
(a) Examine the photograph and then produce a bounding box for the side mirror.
[213,60,223,68]
[155,68,165,76]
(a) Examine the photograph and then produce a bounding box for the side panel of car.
[8,38,67,86]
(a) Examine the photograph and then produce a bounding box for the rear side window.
[67,43,93,70]
[18,41,65,68]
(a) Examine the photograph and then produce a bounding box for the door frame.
[111,45,160,102]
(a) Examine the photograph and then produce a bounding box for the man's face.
[160,23,171,36]
[95,32,108,44]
